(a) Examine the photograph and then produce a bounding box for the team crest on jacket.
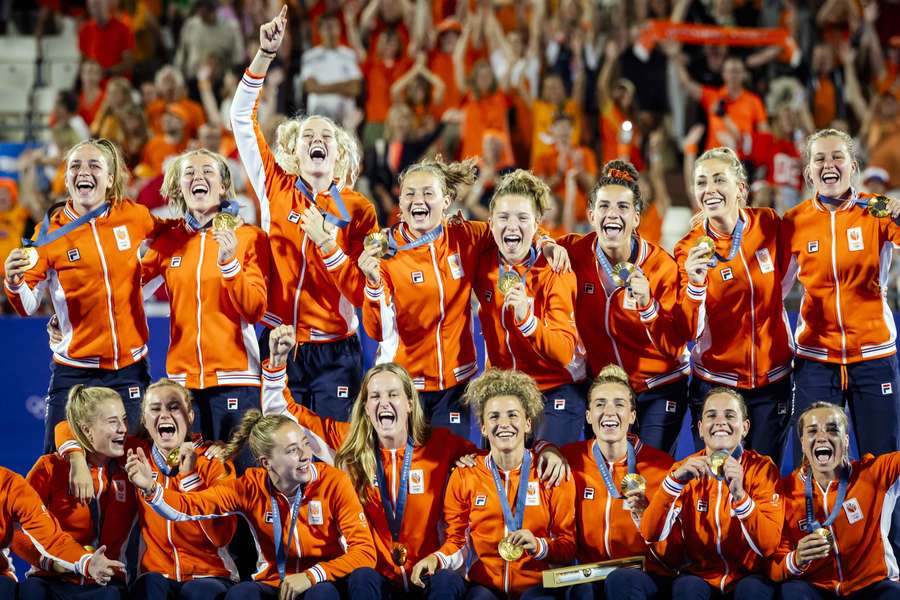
[447,254,464,279]
[308,501,324,525]
[847,227,864,252]
[113,478,127,502]
[526,481,540,506]
[67,248,80,262]
[409,469,424,494]
[113,225,131,251]
[843,498,863,524]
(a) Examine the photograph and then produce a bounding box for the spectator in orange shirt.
[0,178,27,283]
[533,113,597,224]
[92,77,139,146]
[77,60,105,128]
[529,72,582,168]
[78,0,135,79]
[424,18,466,113]
[671,49,769,159]
[807,43,843,129]
[140,104,189,177]
[145,66,206,139]
[390,57,447,137]
[597,39,640,166]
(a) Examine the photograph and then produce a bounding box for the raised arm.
[452,16,473,94]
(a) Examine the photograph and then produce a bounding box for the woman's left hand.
[212,227,239,265]
[542,241,571,272]
[627,272,652,309]
[300,206,336,252]
[623,489,650,523]
[684,245,711,286]
[720,455,746,501]
[503,284,532,323]
[536,444,571,487]
[506,529,538,554]
[177,442,197,475]
[886,195,900,219]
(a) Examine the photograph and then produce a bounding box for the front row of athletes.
[4,330,899,600]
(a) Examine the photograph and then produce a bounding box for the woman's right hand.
[4,248,30,286]
[125,448,155,494]
[47,314,63,345]
[259,6,288,54]
[795,532,831,565]
[268,325,296,368]
[358,246,383,287]
[684,245,711,286]
[671,456,709,483]
[410,554,440,588]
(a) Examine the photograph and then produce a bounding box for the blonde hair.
[334,125,362,186]
[334,363,430,500]
[273,114,340,176]
[804,128,856,165]
[490,169,552,217]
[221,410,294,462]
[588,364,636,412]
[399,156,478,202]
[464,368,544,427]
[796,401,849,441]
[66,385,124,455]
[63,139,128,206]
[690,146,748,228]
[161,149,235,215]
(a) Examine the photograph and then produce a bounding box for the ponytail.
[399,156,478,202]
[221,409,294,463]
[66,384,123,455]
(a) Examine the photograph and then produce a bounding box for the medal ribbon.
[387,223,444,255]
[815,188,864,210]
[488,451,532,534]
[295,178,350,228]
[150,444,179,478]
[594,236,641,288]
[803,466,848,533]
[271,483,304,581]
[185,199,240,232]
[704,212,745,267]
[22,202,110,248]
[374,437,414,542]
[592,440,636,500]
[498,247,538,290]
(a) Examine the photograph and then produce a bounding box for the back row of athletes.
[5,8,900,471]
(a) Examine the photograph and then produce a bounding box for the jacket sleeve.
[433,468,470,570]
[361,264,397,344]
[145,477,246,522]
[314,197,379,307]
[139,244,166,298]
[303,472,376,585]
[100,475,138,568]
[778,212,799,296]
[8,467,94,577]
[673,236,706,341]
[733,457,784,556]
[10,458,55,570]
[537,476,576,564]
[3,224,50,315]
[639,256,695,357]
[221,226,269,323]
[641,467,687,544]
[260,360,348,463]
[512,270,578,367]
[768,482,806,582]
[185,453,239,549]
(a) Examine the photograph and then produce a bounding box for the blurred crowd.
[1,0,900,308]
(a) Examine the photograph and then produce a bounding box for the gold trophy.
[498,272,521,295]
[542,556,645,588]
[709,451,730,478]
[212,212,239,231]
[21,246,38,271]
[868,195,890,218]
[620,473,647,495]
[696,235,716,259]
[364,231,390,259]
[814,527,834,547]
[391,543,408,566]
[498,537,524,561]
[611,262,636,287]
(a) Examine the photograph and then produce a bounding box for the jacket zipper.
[428,244,446,389]
[90,221,119,368]
[196,232,206,388]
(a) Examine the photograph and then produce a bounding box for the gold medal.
[166,447,181,467]
[868,195,890,218]
[814,527,833,547]
[620,473,647,495]
[709,450,729,478]
[498,271,521,295]
[696,236,716,259]
[391,543,408,566]
[498,537,524,562]
[21,246,38,271]
[364,231,390,259]
[212,212,239,231]
[611,262,636,287]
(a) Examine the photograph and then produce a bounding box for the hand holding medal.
[4,247,37,286]
[684,240,713,286]
[363,231,390,259]
[358,237,385,287]
[212,214,242,265]
[866,195,900,220]
[796,530,833,565]
[500,529,538,560]
[625,270,651,309]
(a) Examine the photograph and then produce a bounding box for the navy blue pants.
[129,573,233,600]
[43,359,150,453]
[17,577,124,600]
[780,579,900,599]
[420,383,470,439]
[347,566,467,599]
[690,376,792,468]
[464,583,565,599]
[223,580,343,600]
[568,568,668,599]
[535,382,587,446]
[0,576,14,600]
[670,574,775,600]
[190,384,259,472]
[258,329,363,423]
[635,378,688,455]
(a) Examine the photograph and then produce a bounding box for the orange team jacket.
[362,220,494,392]
[54,422,239,582]
[473,250,585,390]
[780,191,900,364]
[4,200,159,370]
[770,454,900,596]
[260,361,477,589]
[230,70,378,343]
[141,220,270,389]
[561,436,679,575]
[11,454,137,586]
[143,463,376,588]
[641,449,784,593]
[434,452,577,596]
[0,466,96,581]
[675,208,793,389]
[557,232,694,392]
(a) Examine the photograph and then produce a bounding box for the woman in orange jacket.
[557,160,700,454]
[410,369,577,599]
[474,170,586,446]
[54,379,239,600]
[675,147,793,466]
[771,402,900,599]
[11,385,136,600]
[4,139,160,452]
[563,364,678,600]
[231,7,377,423]
[358,157,569,439]
[641,388,784,599]
[125,409,377,600]
[145,148,269,469]
[779,128,900,466]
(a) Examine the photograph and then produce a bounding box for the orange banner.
[635,20,797,61]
